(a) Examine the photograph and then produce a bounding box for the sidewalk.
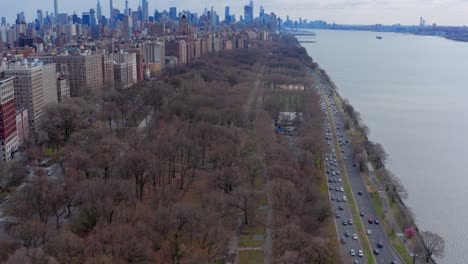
[367,162,414,257]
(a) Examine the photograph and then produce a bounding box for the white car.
[352,234,358,240]
[358,250,363,257]
[367,230,372,235]
[342,196,347,202]
[340,187,344,192]
[350,249,356,256]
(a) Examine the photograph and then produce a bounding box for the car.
[367,230,372,235]
[337,197,341,202]
[343,157,347,160]
[348,219,353,225]
[340,236,346,244]
[377,242,383,248]
[336,171,340,175]
[352,234,358,240]
[328,179,333,183]
[340,187,344,192]
[339,204,344,210]
[360,212,364,217]
[368,219,374,224]
[329,186,333,190]
[391,261,398,264]
[374,219,380,225]
[358,191,363,195]
[342,196,347,202]
[341,150,345,153]
[343,220,348,226]
[353,164,357,167]
[338,178,342,182]
[331,196,335,201]
[350,249,355,256]
[373,249,380,255]
[335,187,339,191]
[358,250,363,257]
[335,213,340,218]
[354,260,359,264]
[345,231,350,237]
[47,170,53,176]
[332,172,336,176]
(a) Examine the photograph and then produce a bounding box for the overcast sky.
[2,0,468,26]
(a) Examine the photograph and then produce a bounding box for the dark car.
[329,186,333,190]
[340,236,346,244]
[358,191,363,195]
[335,213,340,218]
[373,249,380,255]
[360,212,364,217]
[377,242,383,248]
[344,231,350,237]
[331,196,335,201]
[339,204,344,210]
[343,220,348,226]
[368,218,374,224]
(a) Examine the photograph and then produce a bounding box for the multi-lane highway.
[316,69,401,264]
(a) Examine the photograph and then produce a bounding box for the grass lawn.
[238,250,264,264]
[240,234,264,247]
[254,176,264,191]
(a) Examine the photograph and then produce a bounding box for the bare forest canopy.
[0,35,339,264]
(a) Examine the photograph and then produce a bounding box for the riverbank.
[307,53,425,263]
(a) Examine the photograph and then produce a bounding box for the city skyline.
[3,0,468,26]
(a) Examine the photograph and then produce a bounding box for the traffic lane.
[335,117,400,262]
[321,83,399,262]
[322,95,365,263]
[325,136,363,261]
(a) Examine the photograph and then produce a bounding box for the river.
[300,29,468,264]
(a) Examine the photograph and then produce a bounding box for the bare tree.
[420,231,445,263]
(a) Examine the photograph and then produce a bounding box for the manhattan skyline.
[3,0,468,26]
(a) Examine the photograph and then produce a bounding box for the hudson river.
[300,29,468,264]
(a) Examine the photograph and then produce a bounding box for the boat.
[376,36,382,39]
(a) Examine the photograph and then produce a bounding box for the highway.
[315,69,401,264]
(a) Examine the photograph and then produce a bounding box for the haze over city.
[4,0,468,26]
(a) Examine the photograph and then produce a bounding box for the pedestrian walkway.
[366,162,414,257]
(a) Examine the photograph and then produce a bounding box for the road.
[315,69,402,264]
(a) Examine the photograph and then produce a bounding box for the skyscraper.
[54,0,58,23]
[225,6,230,24]
[96,0,102,20]
[169,7,177,20]
[142,0,149,21]
[125,0,129,16]
[110,0,114,19]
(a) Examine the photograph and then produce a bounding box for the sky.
[2,0,468,26]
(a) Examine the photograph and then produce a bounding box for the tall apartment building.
[165,40,187,64]
[57,76,70,102]
[54,52,104,96]
[3,61,52,131]
[42,63,58,104]
[0,77,18,162]
[113,53,136,89]
[143,42,165,69]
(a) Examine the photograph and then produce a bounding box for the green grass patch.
[240,235,264,247]
[238,250,264,264]
[389,233,412,264]
[254,175,264,191]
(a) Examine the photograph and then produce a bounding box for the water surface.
[300,29,468,264]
